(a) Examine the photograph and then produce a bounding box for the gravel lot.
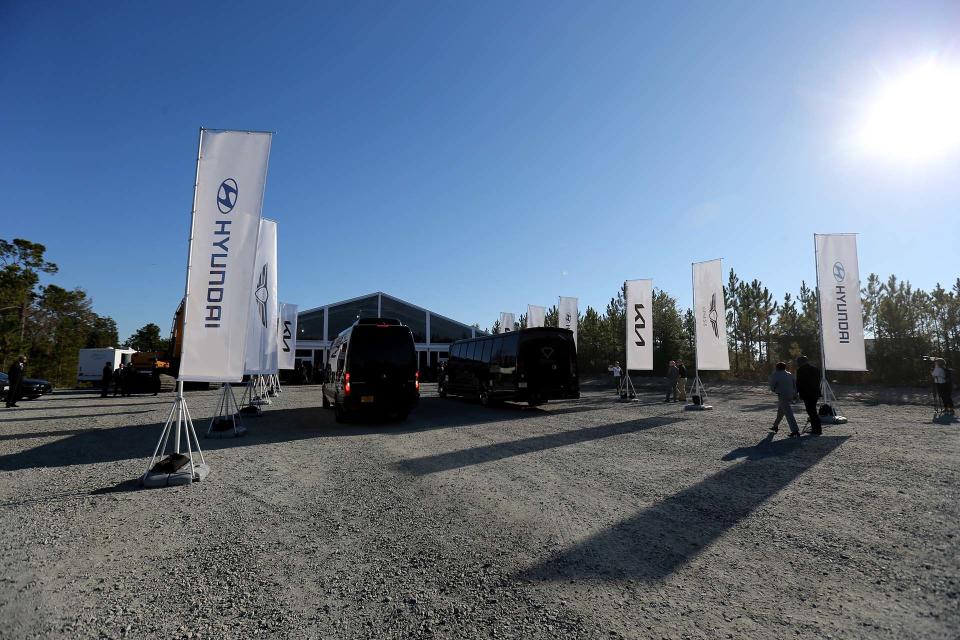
[1,381,957,639]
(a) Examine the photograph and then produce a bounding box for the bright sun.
[857,58,960,164]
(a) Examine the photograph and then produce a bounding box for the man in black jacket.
[101,361,113,398]
[6,356,26,408]
[795,355,822,435]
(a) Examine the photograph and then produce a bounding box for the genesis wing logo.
[217,178,238,213]
[833,261,846,283]
[709,293,720,338]
[254,264,269,328]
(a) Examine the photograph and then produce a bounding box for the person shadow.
[520,432,849,582]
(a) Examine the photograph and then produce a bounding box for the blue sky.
[2,1,959,340]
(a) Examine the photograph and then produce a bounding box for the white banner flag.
[499,312,516,333]
[558,296,578,346]
[625,279,653,370]
[278,302,298,370]
[693,259,730,371]
[244,218,279,375]
[179,129,272,382]
[815,234,866,371]
[527,305,545,329]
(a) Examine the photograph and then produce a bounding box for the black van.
[439,327,579,406]
[322,318,419,421]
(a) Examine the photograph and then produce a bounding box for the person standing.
[112,363,123,397]
[5,356,26,408]
[932,358,955,416]
[665,360,679,402]
[676,360,688,402]
[795,355,822,435]
[123,363,137,397]
[769,362,800,437]
[101,361,113,398]
[609,361,622,394]
[150,360,160,396]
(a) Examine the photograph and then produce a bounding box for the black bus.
[322,318,419,421]
[439,327,579,406]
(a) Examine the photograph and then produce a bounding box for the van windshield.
[347,327,416,377]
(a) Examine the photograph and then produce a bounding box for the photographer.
[932,358,955,417]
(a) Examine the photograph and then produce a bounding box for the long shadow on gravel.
[520,433,849,582]
[0,410,151,424]
[0,395,633,471]
[396,416,681,476]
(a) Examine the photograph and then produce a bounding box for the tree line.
[491,270,960,386]
[0,238,170,386]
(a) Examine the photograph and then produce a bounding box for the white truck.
[77,348,136,385]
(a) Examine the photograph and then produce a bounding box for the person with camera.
[932,358,955,416]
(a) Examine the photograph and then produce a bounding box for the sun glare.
[857,58,960,165]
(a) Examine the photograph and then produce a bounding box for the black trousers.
[801,396,821,430]
[936,383,954,409]
[101,379,110,397]
[5,383,21,407]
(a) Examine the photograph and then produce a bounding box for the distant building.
[295,291,480,373]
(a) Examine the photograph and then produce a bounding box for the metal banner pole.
[813,234,847,424]
[686,262,712,410]
[142,128,211,487]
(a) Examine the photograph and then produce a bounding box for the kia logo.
[833,262,845,283]
[217,178,238,213]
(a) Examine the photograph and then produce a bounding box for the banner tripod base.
[142,386,210,487]
[684,375,713,410]
[618,375,639,402]
[819,377,847,424]
[239,378,263,416]
[206,383,246,439]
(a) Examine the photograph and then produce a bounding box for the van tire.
[479,386,491,407]
[335,402,346,423]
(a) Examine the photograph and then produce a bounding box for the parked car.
[0,372,53,400]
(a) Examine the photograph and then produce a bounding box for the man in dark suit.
[101,361,113,398]
[6,356,26,408]
[795,355,822,435]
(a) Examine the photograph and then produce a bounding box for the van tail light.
[344,372,351,395]
[415,370,420,391]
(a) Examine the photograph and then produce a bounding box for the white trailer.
[77,348,136,385]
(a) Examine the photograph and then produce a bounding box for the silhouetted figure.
[101,361,113,398]
[676,360,688,402]
[123,363,137,397]
[795,355,822,435]
[5,356,26,408]
[932,358,955,416]
[665,361,679,402]
[150,361,160,396]
[112,364,123,397]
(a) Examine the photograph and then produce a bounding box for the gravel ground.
[0,381,957,640]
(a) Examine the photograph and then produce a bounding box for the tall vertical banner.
[692,259,730,370]
[499,312,516,332]
[815,234,866,371]
[527,305,545,329]
[624,279,653,370]
[558,296,578,346]
[244,218,279,375]
[179,129,272,382]
[278,303,298,370]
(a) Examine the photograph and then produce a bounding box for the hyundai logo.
[833,261,845,283]
[217,178,238,213]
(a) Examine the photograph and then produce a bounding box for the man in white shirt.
[609,362,622,394]
[932,358,955,416]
